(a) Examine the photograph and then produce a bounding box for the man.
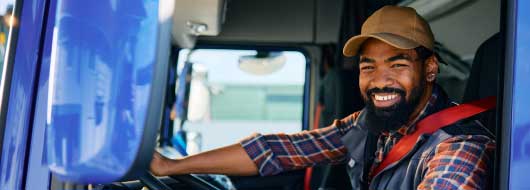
[151,6,495,189]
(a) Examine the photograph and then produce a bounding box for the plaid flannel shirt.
[240,86,495,189]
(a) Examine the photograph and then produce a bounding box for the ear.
[424,55,439,82]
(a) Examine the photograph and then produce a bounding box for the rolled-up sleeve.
[239,125,349,176]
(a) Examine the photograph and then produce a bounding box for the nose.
[370,68,394,89]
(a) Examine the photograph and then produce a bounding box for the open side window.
[166,48,309,156]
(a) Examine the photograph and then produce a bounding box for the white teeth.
[374,94,398,101]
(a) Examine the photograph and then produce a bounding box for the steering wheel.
[169,174,221,190]
[138,172,221,190]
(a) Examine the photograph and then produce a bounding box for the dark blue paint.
[509,0,530,189]
[0,0,48,189]
[45,0,159,183]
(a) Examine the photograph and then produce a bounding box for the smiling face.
[358,38,438,133]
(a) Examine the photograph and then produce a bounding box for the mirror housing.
[45,0,170,183]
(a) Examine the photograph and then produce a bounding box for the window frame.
[499,0,530,189]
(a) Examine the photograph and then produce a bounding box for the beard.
[362,83,424,135]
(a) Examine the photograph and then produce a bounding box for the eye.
[360,66,375,71]
[391,64,408,68]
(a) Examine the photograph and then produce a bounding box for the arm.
[241,126,349,176]
[150,143,259,176]
[417,135,495,190]
[150,124,349,176]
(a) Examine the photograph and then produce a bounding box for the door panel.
[0,0,50,189]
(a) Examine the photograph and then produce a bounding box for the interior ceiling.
[430,0,500,60]
[194,0,500,60]
[198,0,343,44]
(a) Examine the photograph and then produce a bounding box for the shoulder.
[334,111,363,135]
[426,120,495,160]
[435,134,495,153]
[432,122,495,159]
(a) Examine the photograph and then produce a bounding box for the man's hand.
[150,152,176,176]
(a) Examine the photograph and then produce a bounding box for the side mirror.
[45,0,170,183]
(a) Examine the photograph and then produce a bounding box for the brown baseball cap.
[343,6,435,57]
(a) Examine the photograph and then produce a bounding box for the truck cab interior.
[43,0,510,189]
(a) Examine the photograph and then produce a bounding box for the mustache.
[366,87,406,98]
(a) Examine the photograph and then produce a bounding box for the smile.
[374,94,399,101]
[372,93,402,107]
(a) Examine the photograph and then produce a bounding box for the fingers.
[150,152,169,176]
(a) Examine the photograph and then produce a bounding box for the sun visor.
[172,0,227,48]
[45,0,169,184]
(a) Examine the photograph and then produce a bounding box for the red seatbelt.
[369,96,497,179]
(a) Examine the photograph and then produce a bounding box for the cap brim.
[343,33,421,57]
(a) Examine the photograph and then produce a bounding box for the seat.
[463,32,502,136]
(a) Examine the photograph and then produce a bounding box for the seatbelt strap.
[369,96,496,179]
